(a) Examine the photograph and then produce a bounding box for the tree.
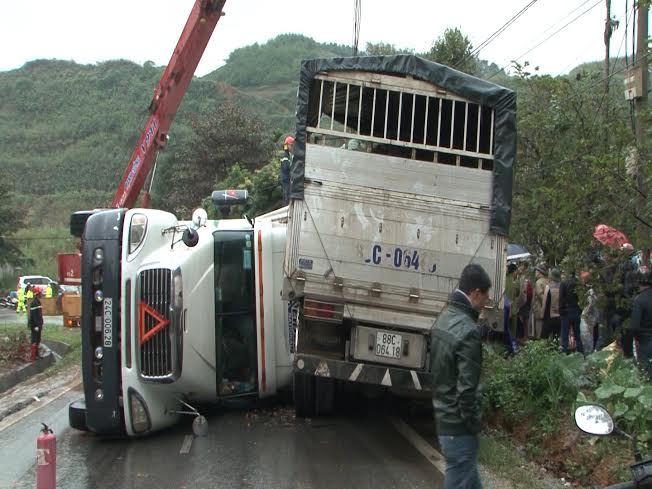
[0,180,25,266]
[509,65,643,267]
[426,27,477,75]
[365,42,413,56]
[157,102,274,215]
[204,160,283,219]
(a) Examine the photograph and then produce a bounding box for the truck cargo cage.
[307,73,495,170]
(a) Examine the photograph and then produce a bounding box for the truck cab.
[70,203,292,436]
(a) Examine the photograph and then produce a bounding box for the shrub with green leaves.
[576,350,652,444]
[483,341,588,424]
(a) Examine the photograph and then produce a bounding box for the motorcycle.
[575,404,652,488]
[0,296,17,309]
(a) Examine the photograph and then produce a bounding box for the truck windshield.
[213,230,257,396]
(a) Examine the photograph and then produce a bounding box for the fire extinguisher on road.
[36,423,56,489]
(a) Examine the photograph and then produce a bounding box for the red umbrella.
[592,224,631,249]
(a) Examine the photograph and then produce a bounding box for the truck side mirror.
[182,228,199,247]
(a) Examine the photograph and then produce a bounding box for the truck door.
[213,230,258,397]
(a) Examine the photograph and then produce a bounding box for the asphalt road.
[0,308,63,326]
[0,388,444,489]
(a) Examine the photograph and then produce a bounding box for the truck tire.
[293,372,316,418]
[69,399,90,432]
[315,377,335,415]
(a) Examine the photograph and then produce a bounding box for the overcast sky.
[1,0,638,77]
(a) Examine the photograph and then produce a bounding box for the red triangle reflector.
[139,301,170,345]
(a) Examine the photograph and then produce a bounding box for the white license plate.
[375,331,402,359]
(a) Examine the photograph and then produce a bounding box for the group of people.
[503,261,588,354]
[16,284,46,361]
[501,246,652,370]
[431,251,652,489]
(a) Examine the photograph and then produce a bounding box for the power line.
[467,0,540,58]
[487,0,603,80]
[352,0,361,56]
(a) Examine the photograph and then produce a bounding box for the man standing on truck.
[431,263,492,489]
[279,135,294,205]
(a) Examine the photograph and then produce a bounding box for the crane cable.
[353,0,361,55]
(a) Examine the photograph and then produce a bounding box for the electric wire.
[453,0,540,70]
[487,0,603,80]
[352,0,361,56]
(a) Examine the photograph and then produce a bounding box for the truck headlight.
[128,389,151,434]
[129,213,148,254]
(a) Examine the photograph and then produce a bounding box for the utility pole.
[604,0,612,93]
[635,0,649,253]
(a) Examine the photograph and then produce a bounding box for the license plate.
[375,331,402,359]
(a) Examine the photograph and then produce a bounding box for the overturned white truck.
[69,55,515,436]
[284,55,516,416]
[69,199,293,436]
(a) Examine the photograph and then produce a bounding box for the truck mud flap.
[294,354,430,392]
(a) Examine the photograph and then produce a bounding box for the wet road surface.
[1,389,443,489]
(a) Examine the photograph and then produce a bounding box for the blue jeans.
[561,313,584,353]
[438,434,482,489]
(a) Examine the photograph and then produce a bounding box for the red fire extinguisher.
[36,423,56,489]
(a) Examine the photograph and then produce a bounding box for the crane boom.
[112,0,226,209]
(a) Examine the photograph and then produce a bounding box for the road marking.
[349,363,363,381]
[389,416,446,474]
[0,379,82,433]
[410,370,422,390]
[180,435,193,454]
[381,369,392,386]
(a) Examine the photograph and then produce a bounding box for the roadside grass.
[0,321,81,373]
[479,430,567,489]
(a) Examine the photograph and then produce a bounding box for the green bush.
[483,341,589,424]
[483,340,652,448]
[576,350,652,443]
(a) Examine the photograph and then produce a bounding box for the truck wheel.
[315,377,335,415]
[293,372,316,418]
[69,399,89,432]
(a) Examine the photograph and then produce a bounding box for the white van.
[17,275,56,294]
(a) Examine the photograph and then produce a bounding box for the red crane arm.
[112,0,226,209]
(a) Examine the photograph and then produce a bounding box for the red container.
[36,425,56,489]
[57,253,81,286]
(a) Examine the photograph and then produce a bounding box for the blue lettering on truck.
[365,244,436,273]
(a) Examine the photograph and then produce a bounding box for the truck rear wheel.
[315,377,335,415]
[293,372,315,418]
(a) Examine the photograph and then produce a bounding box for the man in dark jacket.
[29,289,44,361]
[630,267,652,380]
[431,263,492,489]
[560,272,584,353]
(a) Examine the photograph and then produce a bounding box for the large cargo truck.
[70,54,516,436]
[69,200,293,436]
[284,55,516,416]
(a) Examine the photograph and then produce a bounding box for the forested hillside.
[0,34,352,203]
[0,30,642,282]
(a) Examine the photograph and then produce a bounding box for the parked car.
[17,275,56,294]
[507,243,531,264]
